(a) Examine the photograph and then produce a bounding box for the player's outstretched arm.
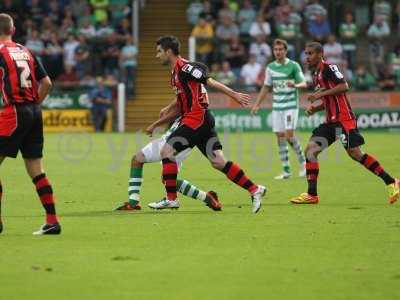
[206,77,251,107]
[145,101,180,136]
[251,85,270,115]
[38,76,52,103]
[160,99,178,118]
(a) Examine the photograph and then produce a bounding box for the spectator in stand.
[78,18,96,39]
[304,0,327,22]
[209,62,221,79]
[116,17,132,40]
[96,19,115,38]
[308,12,330,43]
[288,0,307,13]
[274,0,291,25]
[216,61,237,86]
[25,29,45,61]
[218,0,237,21]
[75,35,92,79]
[56,65,80,88]
[90,0,110,24]
[352,65,377,91]
[215,15,239,58]
[110,0,130,26]
[90,76,112,132]
[63,34,80,71]
[323,34,343,66]
[120,35,138,97]
[43,33,64,79]
[378,65,396,91]
[249,14,271,41]
[190,17,214,66]
[276,12,300,59]
[101,32,121,77]
[59,14,77,40]
[373,0,391,22]
[200,0,217,25]
[70,0,90,21]
[186,0,204,26]
[339,12,359,71]
[340,59,353,83]
[77,4,96,27]
[28,0,46,27]
[249,34,272,66]
[367,15,390,76]
[240,54,263,91]
[388,44,400,84]
[259,0,275,27]
[225,36,246,76]
[47,0,63,25]
[237,0,256,41]
[41,17,55,44]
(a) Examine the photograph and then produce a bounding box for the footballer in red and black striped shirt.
[290,41,399,205]
[0,13,60,235]
[147,35,266,213]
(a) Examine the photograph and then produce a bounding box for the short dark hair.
[273,39,288,50]
[156,36,180,55]
[0,13,13,36]
[306,41,323,53]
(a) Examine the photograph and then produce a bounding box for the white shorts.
[141,137,192,169]
[272,109,299,133]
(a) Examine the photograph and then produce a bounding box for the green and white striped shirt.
[264,58,305,111]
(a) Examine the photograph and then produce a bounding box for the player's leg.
[345,132,399,204]
[272,110,291,179]
[291,123,335,204]
[20,104,60,234]
[114,150,145,210]
[284,109,306,176]
[24,158,61,235]
[0,156,5,233]
[174,148,222,210]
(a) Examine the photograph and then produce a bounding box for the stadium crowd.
[0,0,137,96]
[188,0,400,91]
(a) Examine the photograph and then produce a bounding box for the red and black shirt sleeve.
[322,64,346,85]
[179,62,209,84]
[32,54,48,81]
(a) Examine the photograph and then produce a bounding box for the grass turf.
[0,132,399,300]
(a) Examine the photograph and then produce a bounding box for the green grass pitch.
[1,132,399,300]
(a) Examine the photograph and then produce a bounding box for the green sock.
[128,167,143,205]
[177,179,206,201]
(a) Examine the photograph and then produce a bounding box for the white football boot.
[148,198,180,210]
[251,185,267,213]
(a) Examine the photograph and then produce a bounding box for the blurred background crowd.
[188,0,400,92]
[0,0,137,96]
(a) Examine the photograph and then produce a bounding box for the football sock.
[33,174,58,224]
[128,167,143,205]
[162,158,178,200]
[359,154,395,185]
[288,137,306,165]
[221,161,258,194]
[278,140,290,174]
[176,179,207,201]
[306,159,319,196]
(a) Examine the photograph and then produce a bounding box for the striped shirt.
[264,58,305,111]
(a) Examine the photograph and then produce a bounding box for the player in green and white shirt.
[251,39,307,179]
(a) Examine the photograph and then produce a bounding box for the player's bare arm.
[145,102,180,136]
[287,81,307,89]
[38,76,52,103]
[307,82,349,103]
[206,77,251,107]
[160,99,178,118]
[251,85,271,115]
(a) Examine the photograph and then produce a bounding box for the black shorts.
[311,122,365,150]
[0,103,44,159]
[166,110,222,158]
